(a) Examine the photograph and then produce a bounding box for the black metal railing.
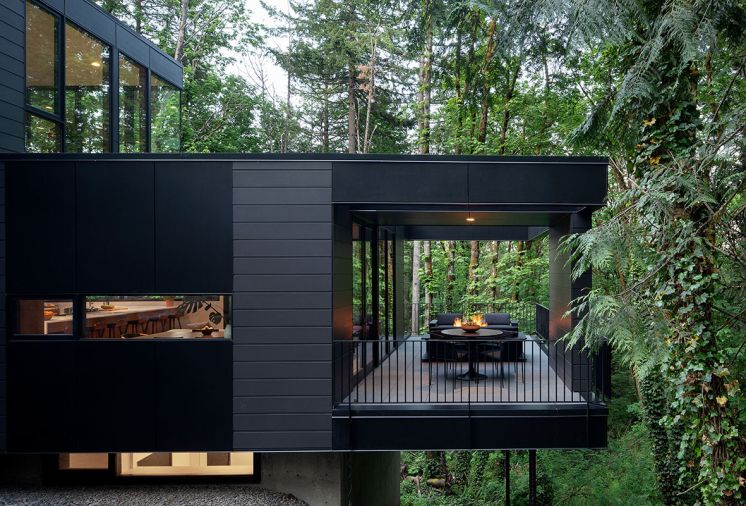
[333,337,607,406]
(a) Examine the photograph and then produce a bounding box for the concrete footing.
[258,452,400,506]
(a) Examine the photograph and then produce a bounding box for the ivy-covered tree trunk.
[638,372,682,504]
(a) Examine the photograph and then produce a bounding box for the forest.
[95,0,745,504]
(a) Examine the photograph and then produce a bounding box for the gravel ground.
[0,485,308,506]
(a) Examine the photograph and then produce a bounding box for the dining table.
[441,328,502,381]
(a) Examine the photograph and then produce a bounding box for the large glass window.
[118,54,147,152]
[25,112,61,152]
[25,1,59,114]
[15,299,74,336]
[151,74,181,152]
[83,295,231,339]
[65,23,111,152]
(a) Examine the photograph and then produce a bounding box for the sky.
[226,0,290,102]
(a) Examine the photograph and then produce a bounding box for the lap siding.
[232,162,333,451]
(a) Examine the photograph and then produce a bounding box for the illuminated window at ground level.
[59,452,255,477]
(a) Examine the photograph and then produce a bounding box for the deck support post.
[504,450,510,505]
[528,449,537,506]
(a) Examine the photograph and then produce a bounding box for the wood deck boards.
[345,336,584,404]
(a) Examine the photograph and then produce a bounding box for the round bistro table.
[441,328,503,381]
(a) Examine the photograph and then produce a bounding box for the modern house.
[0,1,610,505]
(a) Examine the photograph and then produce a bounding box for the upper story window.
[25,1,59,114]
[25,1,61,153]
[119,54,147,153]
[151,74,181,152]
[64,23,111,153]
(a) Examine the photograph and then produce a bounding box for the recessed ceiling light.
[466,216,476,222]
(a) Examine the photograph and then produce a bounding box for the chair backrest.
[429,339,460,361]
[436,313,463,326]
[484,312,511,325]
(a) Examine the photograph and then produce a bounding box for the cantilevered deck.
[332,335,608,451]
[343,335,583,404]
[340,336,591,405]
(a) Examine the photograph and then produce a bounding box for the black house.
[0,1,610,504]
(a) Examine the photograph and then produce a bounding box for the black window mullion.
[111,48,119,152]
[59,8,66,152]
[146,67,151,152]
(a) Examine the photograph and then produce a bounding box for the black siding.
[0,0,24,154]
[0,163,5,450]
[232,161,333,451]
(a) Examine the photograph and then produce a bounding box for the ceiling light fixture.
[466,210,475,223]
[90,61,101,67]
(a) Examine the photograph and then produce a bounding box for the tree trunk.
[489,241,499,310]
[469,241,480,296]
[446,241,456,310]
[362,35,377,154]
[424,241,433,326]
[174,0,189,64]
[420,7,433,154]
[498,62,521,155]
[477,19,498,145]
[411,241,421,334]
[347,63,357,153]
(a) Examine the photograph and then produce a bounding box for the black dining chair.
[481,341,524,386]
[427,338,467,385]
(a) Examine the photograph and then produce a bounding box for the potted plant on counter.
[176,296,231,337]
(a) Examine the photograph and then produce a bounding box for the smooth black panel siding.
[0,164,5,450]
[155,161,232,293]
[332,162,468,203]
[232,161,333,450]
[468,162,607,205]
[8,339,231,452]
[6,162,76,293]
[0,0,24,153]
[76,161,156,293]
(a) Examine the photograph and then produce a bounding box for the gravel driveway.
[0,484,308,506]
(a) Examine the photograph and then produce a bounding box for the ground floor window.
[59,452,255,477]
[82,295,231,339]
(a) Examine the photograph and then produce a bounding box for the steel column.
[529,450,537,505]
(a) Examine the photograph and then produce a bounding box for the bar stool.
[105,322,118,338]
[87,322,104,338]
[167,314,182,329]
[145,317,161,334]
[125,319,141,334]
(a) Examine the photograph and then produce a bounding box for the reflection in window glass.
[151,74,180,152]
[65,23,110,152]
[25,1,59,114]
[84,295,231,339]
[15,299,74,335]
[25,113,61,152]
[119,54,147,152]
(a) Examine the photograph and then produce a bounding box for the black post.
[504,450,510,506]
[529,450,537,506]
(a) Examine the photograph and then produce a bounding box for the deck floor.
[346,336,584,404]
